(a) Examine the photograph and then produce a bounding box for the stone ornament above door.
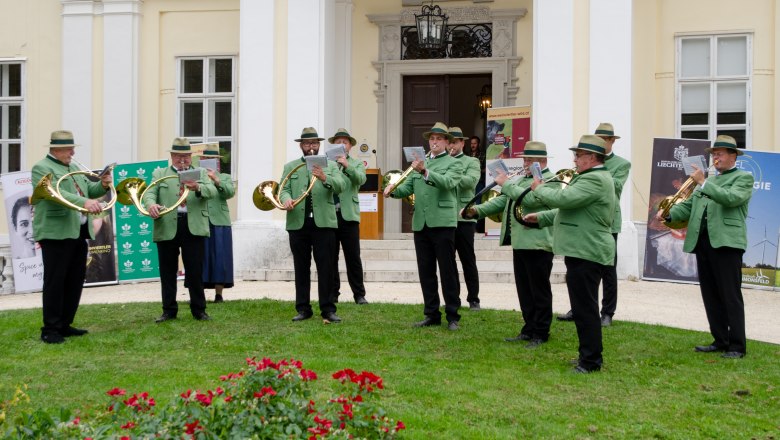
[402,0,494,5]
[368,7,526,61]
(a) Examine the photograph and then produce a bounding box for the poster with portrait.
[1,171,43,293]
[643,138,780,291]
[485,106,531,160]
[84,189,118,286]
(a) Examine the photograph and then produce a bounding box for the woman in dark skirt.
[198,146,235,302]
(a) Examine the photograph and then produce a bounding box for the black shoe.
[557,310,574,321]
[155,314,177,323]
[694,344,726,353]
[413,317,442,327]
[292,312,313,322]
[61,326,88,337]
[601,315,612,327]
[721,351,745,359]
[573,365,599,374]
[355,296,369,305]
[41,332,65,344]
[468,302,481,311]
[213,294,224,303]
[194,312,212,321]
[525,338,546,349]
[323,312,342,323]
[447,321,460,331]
[504,333,532,342]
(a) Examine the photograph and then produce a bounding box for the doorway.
[400,73,490,233]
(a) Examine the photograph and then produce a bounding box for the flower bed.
[1,357,405,439]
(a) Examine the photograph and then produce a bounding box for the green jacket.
[535,167,616,266]
[280,157,346,230]
[392,152,464,231]
[337,156,367,222]
[454,153,481,224]
[604,152,631,233]
[475,169,555,251]
[142,166,217,241]
[206,172,235,226]
[669,168,753,253]
[31,155,108,241]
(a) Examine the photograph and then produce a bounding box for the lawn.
[1,299,778,439]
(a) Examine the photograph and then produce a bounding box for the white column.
[287,0,327,157]
[101,0,142,165]
[324,0,353,135]
[532,0,574,173]
[61,0,96,164]
[589,0,636,278]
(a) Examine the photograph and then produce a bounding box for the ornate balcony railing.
[401,24,492,60]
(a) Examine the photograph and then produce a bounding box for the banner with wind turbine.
[740,150,779,290]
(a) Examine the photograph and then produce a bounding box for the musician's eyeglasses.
[300,141,320,147]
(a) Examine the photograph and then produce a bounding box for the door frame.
[373,57,521,234]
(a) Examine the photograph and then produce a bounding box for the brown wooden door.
[401,75,449,232]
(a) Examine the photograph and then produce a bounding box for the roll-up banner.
[114,160,168,282]
[2,171,42,293]
[643,138,780,291]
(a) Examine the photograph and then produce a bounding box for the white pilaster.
[325,0,353,135]
[101,0,142,165]
[532,0,574,174]
[287,0,327,157]
[61,0,96,165]
[589,0,637,278]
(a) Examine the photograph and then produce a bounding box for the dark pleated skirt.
[202,224,234,288]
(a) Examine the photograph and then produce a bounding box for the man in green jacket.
[465,141,557,347]
[328,128,369,305]
[523,135,616,373]
[282,127,347,323]
[656,135,753,359]
[143,138,217,323]
[31,130,112,344]
[558,123,630,327]
[449,127,481,311]
[384,122,464,331]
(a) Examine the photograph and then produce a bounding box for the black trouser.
[289,217,337,317]
[514,249,554,341]
[565,256,605,371]
[156,214,207,317]
[39,223,89,335]
[414,226,461,323]
[333,212,366,301]
[600,233,619,317]
[694,229,746,353]
[454,221,480,304]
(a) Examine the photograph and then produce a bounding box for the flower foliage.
[0,358,405,439]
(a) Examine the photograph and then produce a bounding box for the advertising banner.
[485,106,531,160]
[643,138,780,291]
[84,190,118,286]
[114,160,168,282]
[2,171,43,293]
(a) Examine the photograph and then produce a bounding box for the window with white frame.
[177,56,236,173]
[0,61,23,174]
[677,34,751,147]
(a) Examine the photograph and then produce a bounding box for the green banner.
[114,160,168,282]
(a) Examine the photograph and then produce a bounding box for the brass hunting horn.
[657,159,718,229]
[514,168,577,227]
[115,175,189,217]
[30,162,118,214]
[253,162,317,211]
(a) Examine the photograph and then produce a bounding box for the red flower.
[71,417,80,425]
[184,420,201,435]
[121,421,136,430]
[121,437,130,440]
[195,390,214,406]
[106,387,126,396]
[307,400,317,414]
[180,389,192,399]
[300,369,318,381]
[396,420,406,431]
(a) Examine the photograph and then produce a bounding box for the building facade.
[1,0,778,279]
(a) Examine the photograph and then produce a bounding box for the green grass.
[1,299,779,439]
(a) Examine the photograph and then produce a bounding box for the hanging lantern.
[477,84,492,118]
[415,3,448,50]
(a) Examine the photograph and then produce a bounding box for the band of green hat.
[594,129,615,137]
[449,131,464,138]
[523,150,546,156]
[51,139,75,145]
[300,132,320,139]
[713,141,737,148]
[578,143,606,154]
[333,131,350,138]
[171,144,190,151]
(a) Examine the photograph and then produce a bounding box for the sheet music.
[403,146,426,162]
[304,155,327,171]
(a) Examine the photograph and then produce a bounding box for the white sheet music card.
[304,155,327,171]
[486,159,509,178]
[178,169,201,183]
[681,155,707,176]
[403,146,426,162]
[325,145,347,162]
[199,158,218,171]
